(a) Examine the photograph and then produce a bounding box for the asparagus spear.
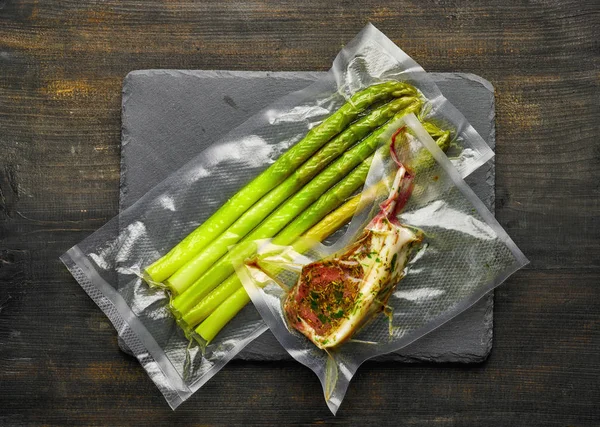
[171,115,409,316]
[165,97,420,295]
[182,274,242,326]
[194,286,252,343]
[145,81,416,283]
[193,130,451,341]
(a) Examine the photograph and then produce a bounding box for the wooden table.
[1,1,598,425]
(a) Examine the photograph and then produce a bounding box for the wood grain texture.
[0,0,598,425]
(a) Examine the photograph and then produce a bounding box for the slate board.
[119,70,495,363]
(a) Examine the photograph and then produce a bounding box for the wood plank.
[1,0,598,425]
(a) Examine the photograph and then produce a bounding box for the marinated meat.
[284,161,422,349]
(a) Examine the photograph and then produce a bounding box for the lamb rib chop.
[284,134,423,349]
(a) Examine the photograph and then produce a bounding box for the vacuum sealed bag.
[61,24,495,408]
[236,114,527,414]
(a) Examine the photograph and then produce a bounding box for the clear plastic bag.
[236,114,527,414]
[61,24,495,409]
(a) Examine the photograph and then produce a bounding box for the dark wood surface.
[1,1,598,425]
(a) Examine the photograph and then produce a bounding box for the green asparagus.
[145,81,416,283]
[165,97,420,294]
[171,116,408,316]
[194,287,252,343]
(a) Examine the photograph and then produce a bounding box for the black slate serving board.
[119,70,496,363]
